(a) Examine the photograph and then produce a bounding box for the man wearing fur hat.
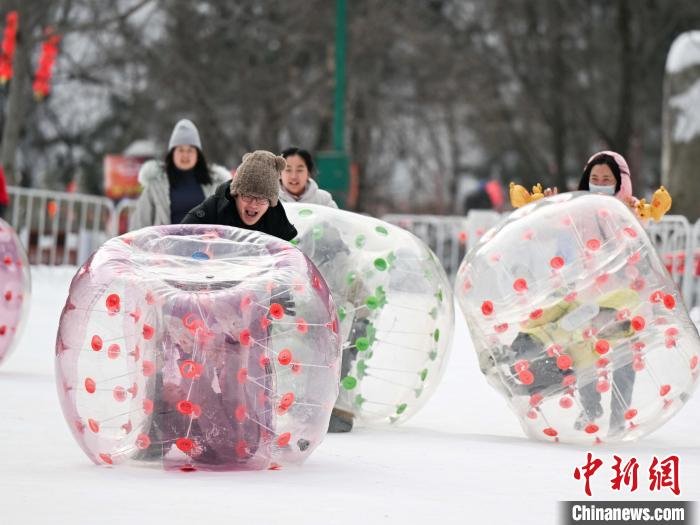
[182,150,297,241]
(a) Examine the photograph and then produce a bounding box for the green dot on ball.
[396,403,407,415]
[374,258,387,271]
[299,208,313,217]
[375,225,389,236]
[355,235,366,248]
[341,376,358,390]
[433,329,440,342]
[366,296,379,309]
[420,368,428,381]
[356,337,370,351]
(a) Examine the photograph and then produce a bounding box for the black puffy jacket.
[181,181,297,241]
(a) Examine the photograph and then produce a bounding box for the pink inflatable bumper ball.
[455,192,700,444]
[56,225,341,470]
[0,218,31,366]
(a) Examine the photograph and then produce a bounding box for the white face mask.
[589,183,615,196]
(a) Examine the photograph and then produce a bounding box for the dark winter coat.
[181,180,298,241]
[130,160,231,230]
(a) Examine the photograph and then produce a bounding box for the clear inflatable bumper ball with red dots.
[0,218,31,366]
[286,203,454,426]
[55,225,341,470]
[455,192,700,444]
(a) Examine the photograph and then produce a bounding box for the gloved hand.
[271,285,296,316]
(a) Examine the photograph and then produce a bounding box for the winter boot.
[328,407,354,433]
[573,402,604,431]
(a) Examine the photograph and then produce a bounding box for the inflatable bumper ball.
[55,225,341,470]
[0,218,31,366]
[287,203,454,426]
[455,192,700,444]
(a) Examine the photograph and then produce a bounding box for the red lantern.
[0,11,19,84]
[33,29,60,100]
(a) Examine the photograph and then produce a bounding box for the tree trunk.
[661,36,700,222]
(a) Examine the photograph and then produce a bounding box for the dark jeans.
[143,291,273,470]
[578,362,635,430]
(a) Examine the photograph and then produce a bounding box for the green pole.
[333,0,346,152]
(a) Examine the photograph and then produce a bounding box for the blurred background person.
[463,179,505,214]
[279,147,338,208]
[130,119,230,230]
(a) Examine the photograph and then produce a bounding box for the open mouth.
[244,209,260,220]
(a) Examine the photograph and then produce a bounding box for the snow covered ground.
[0,267,698,525]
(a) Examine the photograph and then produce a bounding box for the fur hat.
[230,150,286,207]
[168,119,202,151]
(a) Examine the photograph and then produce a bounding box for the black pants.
[578,362,635,430]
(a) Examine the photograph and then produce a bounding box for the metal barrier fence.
[690,219,700,308]
[5,186,700,308]
[5,186,113,265]
[644,215,695,308]
[382,212,700,310]
[382,210,502,280]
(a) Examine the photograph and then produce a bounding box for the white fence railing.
[6,186,114,266]
[383,212,700,310]
[5,186,700,309]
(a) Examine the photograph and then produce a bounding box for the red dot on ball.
[631,316,645,331]
[518,370,534,385]
[584,424,599,434]
[91,335,103,351]
[595,340,610,355]
[550,256,564,269]
[586,239,601,251]
[269,303,284,319]
[663,294,676,310]
[277,432,292,447]
[556,354,572,370]
[513,278,528,292]
[278,349,292,366]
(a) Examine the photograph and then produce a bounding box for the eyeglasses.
[240,195,270,205]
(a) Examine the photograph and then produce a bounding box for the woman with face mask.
[578,151,634,205]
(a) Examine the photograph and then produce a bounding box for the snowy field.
[0,267,698,525]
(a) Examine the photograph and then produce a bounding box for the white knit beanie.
[168,119,202,151]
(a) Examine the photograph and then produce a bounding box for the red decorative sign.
[103,155,146,200]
